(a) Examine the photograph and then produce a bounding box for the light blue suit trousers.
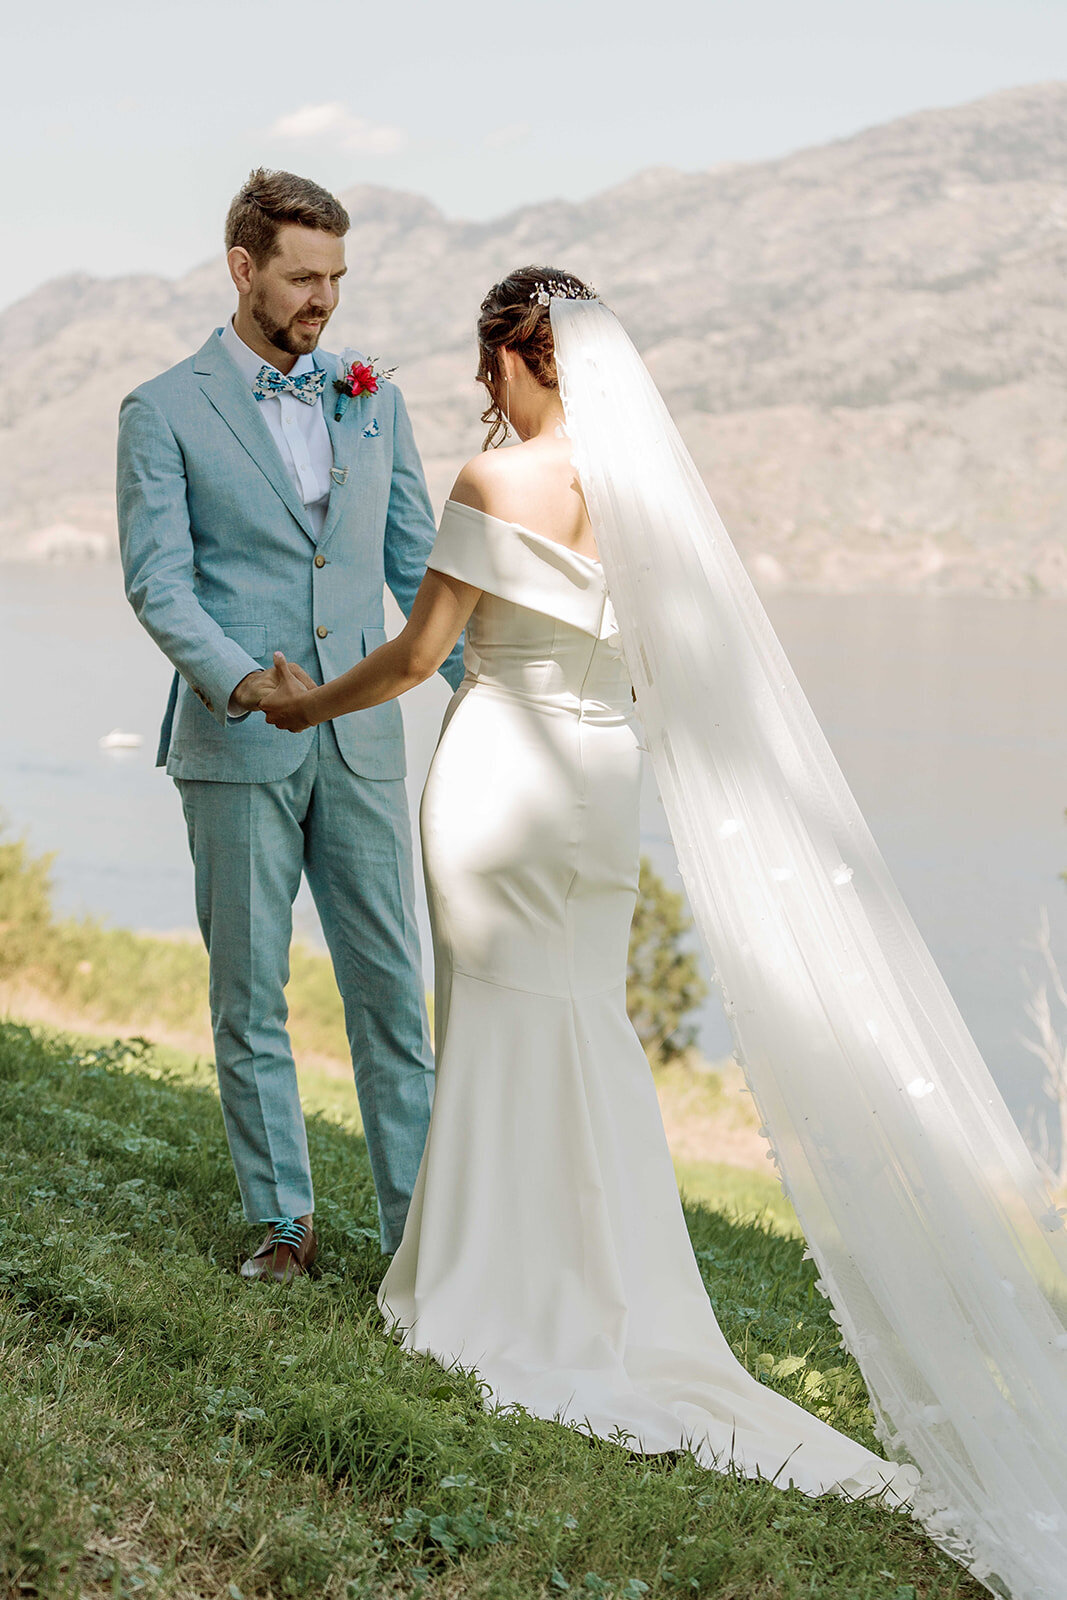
[117,328,463,1252]
[176,723,431,1247]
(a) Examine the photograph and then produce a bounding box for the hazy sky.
[5,0,1066,312]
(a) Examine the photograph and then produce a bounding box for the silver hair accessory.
[531,278,600,307]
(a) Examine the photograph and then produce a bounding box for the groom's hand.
[231,659,316,712]
[261,653,318,732]
[230,669,276,712]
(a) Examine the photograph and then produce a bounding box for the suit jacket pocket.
[221,622,268,662]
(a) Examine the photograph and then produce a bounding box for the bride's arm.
[262,568,481,732]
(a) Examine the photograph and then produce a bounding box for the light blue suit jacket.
[117,329,463,783]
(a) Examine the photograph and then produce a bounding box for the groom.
[117,168,463,1280]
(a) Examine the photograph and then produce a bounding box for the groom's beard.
[251,293,331,358]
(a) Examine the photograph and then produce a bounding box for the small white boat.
[99,729,143,750]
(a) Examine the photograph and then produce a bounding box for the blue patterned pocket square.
[362,418,381,438]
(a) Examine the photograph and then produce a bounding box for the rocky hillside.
[2,81,1065,592]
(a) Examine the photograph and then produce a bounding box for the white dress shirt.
[219,317,334,537]
[218,318,335,714]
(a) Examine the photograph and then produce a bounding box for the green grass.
[0,1022,987,1600]
[673,1160,799,1236]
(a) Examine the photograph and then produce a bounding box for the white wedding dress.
[377,498,919,1505]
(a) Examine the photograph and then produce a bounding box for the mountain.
[2,82,1066,592]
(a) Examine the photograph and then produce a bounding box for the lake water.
[1,563,1065,1132]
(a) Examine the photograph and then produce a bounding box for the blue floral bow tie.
[252,365,326,406]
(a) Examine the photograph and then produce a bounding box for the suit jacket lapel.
[193,332,317,545]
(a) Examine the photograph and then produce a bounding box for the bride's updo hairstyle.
[476,266,594,449]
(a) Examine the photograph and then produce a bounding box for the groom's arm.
[382,386,466,692]
[117,390,266,726]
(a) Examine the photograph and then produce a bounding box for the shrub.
[626,858,707,1063]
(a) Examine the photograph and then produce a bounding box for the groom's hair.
[225,168,350,265]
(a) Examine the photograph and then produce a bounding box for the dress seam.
[447,966,623,1001]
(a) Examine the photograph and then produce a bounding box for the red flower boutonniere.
[333,348,396,420]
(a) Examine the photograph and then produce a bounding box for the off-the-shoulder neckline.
[442,498,602,569]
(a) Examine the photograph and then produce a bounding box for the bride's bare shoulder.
[447,449,522,518]
[447,443,592,553]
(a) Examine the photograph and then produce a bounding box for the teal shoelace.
[260,1217,309,1249]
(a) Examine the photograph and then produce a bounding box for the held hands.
[230,656,317,713]
[261,652,319,732]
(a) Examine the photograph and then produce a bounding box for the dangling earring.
[503,373,512,441]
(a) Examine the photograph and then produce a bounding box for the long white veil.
[551,294,1067,1600]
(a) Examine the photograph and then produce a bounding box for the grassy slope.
[0,1022,985,1600]
[15,1018,794,1234]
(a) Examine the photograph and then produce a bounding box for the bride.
[262,268,1067,1599]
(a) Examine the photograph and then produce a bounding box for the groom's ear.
[228,246,255,296]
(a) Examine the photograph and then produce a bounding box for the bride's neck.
[516,396,566,443]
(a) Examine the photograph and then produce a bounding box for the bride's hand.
[262,652,318,732]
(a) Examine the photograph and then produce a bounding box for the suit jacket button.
[316,625,329,638]
[314,554,326,568]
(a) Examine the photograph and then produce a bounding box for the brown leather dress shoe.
[239,1215,318,1283]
